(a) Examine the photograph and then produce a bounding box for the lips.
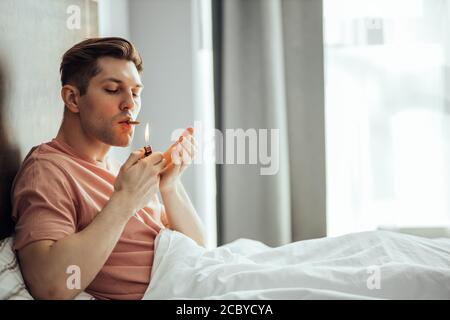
[118,117,132,129]
[119,118,132,124]
[118,118,140,125]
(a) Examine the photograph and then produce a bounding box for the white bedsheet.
[143,229,450,300]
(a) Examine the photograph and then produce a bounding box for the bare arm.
[19,191,133,300]
[18,150,166,300]
[160,180,205,247]
[159,132,205,247]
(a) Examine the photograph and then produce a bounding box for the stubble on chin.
[94,124,133,147]
[109,131,134,147]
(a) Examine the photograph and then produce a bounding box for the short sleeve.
[11,159,78,251]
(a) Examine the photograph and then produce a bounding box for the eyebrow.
[101,77,144,89]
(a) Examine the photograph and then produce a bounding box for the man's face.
[77,56,143,147]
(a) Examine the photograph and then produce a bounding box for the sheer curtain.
[324,0,450,236]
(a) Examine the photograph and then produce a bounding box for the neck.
[55,116,110,163]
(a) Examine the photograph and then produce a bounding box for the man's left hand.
[159,133,198,193]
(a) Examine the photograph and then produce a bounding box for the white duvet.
[143,229,450,300]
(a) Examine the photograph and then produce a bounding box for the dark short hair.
[60,37,143,96]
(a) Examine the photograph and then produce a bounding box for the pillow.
[0,236,95,300]
[0,236,33,300]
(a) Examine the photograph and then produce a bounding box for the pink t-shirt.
[11,139,168,300]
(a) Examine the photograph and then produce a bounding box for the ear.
[61,84,81,114]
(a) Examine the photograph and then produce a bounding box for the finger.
[180,142,192,164]
[176,127,194,142]
[179,137,195,158]
[146,152,164,165]
[178,147,191,171]
[177,144,188,165]
[154,158,168,171]
[122,148,145,171]
[182,127,194,137]
[186,135,198,156]
[185,134,198,150]
[172,148,182,166]
[189,137,198,157]
[179,148,191,172]
[163,143,176,163]
[188,134,198,147]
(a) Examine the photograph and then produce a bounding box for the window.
[324,0,450,236]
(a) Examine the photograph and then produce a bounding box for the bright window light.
[324,0,450,236]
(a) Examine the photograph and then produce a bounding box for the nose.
[120,92,138,112]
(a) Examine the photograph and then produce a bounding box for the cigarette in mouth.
[126,120,140,125]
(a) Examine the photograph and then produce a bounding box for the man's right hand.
[113,149,167,216]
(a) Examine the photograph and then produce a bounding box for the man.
[10,37,205,300]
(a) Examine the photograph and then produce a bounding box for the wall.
[98,0,130,39]
[97,0,133,163]
[0,0,98,239]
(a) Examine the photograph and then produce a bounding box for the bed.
[143,229,450,299]
[1,230,449,300]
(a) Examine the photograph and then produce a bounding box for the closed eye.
[105,88,140,98]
